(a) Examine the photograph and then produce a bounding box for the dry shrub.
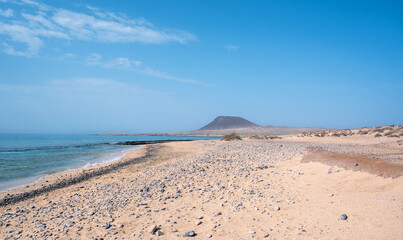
[385,130,397,136]
[358,130,369,135]
[387,134,399,138]
[374,133,382,138]
[221,133,242,141]
[373,128,384,133]
[265,135,282,140]
[331,133,340,137]
[247,135,263,140]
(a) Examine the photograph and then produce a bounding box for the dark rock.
[105,222,111,229]
[37,224,46,229]
[340,214,348,220]
[149,225,158,234]
[185,231,196,237]
[213,211,222,217]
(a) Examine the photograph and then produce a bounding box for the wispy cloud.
[0,78,158,97]
[224,44,239,51]
[57,52,76,60]
[85,53,209,86]
[0,0,197,56]
[0,8,13,17]
[85,53,103,66]
[0,23,43,56]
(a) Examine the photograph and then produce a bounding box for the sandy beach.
[0,136,402,239]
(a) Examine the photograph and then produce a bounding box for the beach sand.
[0,137,402,239]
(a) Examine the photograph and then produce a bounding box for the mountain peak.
[199,116,260,130]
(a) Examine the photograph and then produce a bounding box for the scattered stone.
[206,233,212,238]
[354,163,358,167]
[213,211,222,217]
[37,224,46,229]
[65,221,74,228]
[6,230,22,237]
[340,214,348,220]
[196,220,202,226]
[185,231,196,237]
[105,222,111,229]
[273,206,280,211]
[156,230,164,236]
[149,225,159,234]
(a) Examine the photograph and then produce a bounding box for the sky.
[0,0,402,134]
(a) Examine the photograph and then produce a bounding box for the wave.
[0,142,114,153]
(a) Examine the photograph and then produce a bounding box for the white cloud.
[85,53,102,66]
[0,8,13,17]
[49,78,148,95]
[0,23,43,56]
[137,67,208,85]
[0,0,197,56]
[0,1,202,86]
[224,45,239,51]
[85,53,209,86]
[104,57,140,69]
[57,52,76,60]
[51,9,196,44]
[0,78,157,97]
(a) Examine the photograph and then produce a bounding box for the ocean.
[0,134,218,191]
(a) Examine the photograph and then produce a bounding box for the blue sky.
[0,0,402,133]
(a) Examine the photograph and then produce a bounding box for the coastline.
[0,145,146,206]
[0,146,140,194]
[0,138,402,239]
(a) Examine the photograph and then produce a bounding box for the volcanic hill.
[199,116,260,130]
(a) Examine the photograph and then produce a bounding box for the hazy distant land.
[101,116,327,136]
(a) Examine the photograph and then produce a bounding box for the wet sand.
[0,137,402,239]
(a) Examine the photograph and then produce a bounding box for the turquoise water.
[0,134,218,191]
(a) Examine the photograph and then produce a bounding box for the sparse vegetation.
[245,135,282,140]
[298,125,402,138]
[265,135,282,140]
[221,133,242,141]
[247,135,263,140]
[387,134,400,138]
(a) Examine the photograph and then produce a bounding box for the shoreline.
[0,139,209,196]
[0,139,402,239]
[1,137,401,204]
[0,146,140,194]
[0,145,147,206]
